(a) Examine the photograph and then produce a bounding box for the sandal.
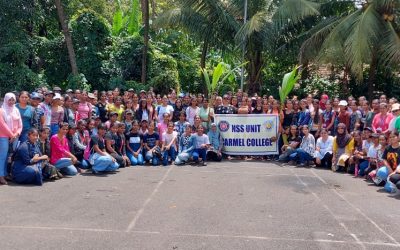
[0,177,8,185]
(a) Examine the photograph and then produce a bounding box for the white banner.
[214,114,279,155]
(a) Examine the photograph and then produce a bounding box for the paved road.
[1,161,399,250]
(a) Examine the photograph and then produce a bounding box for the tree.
[55,0,79,75]
[300,0,400,99]
[141,0,150,84]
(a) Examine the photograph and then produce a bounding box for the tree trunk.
[200,39,208,69]
[368,54,378,100]
[247,49,263,94]
[200,38,209,96]
[150,0,157,19]
[141,0,150,84]
[55,0,78,76]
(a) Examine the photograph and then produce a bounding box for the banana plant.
[201,62,247,97]
[112,0,141,37]
[279,66,301,105]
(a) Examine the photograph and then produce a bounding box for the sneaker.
[202,161,207,166]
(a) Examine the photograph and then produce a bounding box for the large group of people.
[0,87,400,196]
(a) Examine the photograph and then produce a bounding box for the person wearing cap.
[337,100,350,132]
[50,93,64,136]
[30,92,44,130]
[372,102,394,135]
[207,123,223,162]
[88,93,99,119]
[53,86,62,94]
[40,91,54,128]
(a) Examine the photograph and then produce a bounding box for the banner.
[214,114,279,155]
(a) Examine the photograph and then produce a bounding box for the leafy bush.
[71,10,112,90]
[296,75,341,98]
[108,35,143,82]
[148,50,180,95]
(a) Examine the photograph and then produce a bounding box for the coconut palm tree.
[155,0,325,94]
[300,0,400,98]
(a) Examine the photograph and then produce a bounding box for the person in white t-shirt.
[162,122,178,166]
[156,95,174,124]
[192,125,210,166]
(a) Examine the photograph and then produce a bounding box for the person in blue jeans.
[289,125,315,167]
[89,124,119,174]
[143,122,161,166]
[126,121,144,166]
[192,125,210,166]
[161,122,178,166]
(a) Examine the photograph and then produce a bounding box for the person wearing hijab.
[207,123,223,162]
[332,123,354,172]
[0,92,23,184]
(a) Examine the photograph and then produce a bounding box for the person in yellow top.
[106,96,125,121]
[332,123,354,172]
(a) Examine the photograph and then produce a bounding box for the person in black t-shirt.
[278,125,301,162]
[90,124,119,173]
[143,122,160,166]
[105,122,127,168]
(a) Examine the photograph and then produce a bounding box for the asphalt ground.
[1,161,400,250]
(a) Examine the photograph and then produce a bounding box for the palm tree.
[156,0,324,94]
[300,0,400,99]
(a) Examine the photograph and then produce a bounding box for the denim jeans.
[145,151,160,166]
[358,161,370,176]
[55,158,78,176]
[0,138,9,177]
[193,148,207,162]
[290,148,313,164]
[92,155,119,172]
[127,152,144,166]
[162,147,177,166]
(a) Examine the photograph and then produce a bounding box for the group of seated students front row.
[278,123,400,194]
[6,119,220,186]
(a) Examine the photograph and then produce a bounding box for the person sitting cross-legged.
[192,125,210,166]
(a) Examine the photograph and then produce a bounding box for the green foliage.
[154,30,202,93]
[71,10,112,90]
[108,35,144,82]
[112,0,141,37]
[297,75,341,98]
[148,50,180,95]
[201,62,247,96]
[67,73,91,91]
[279,66,300,104]
[35,36,70,86]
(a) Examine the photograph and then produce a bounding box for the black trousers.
[389,174,400,189]
[316,152,333,168]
